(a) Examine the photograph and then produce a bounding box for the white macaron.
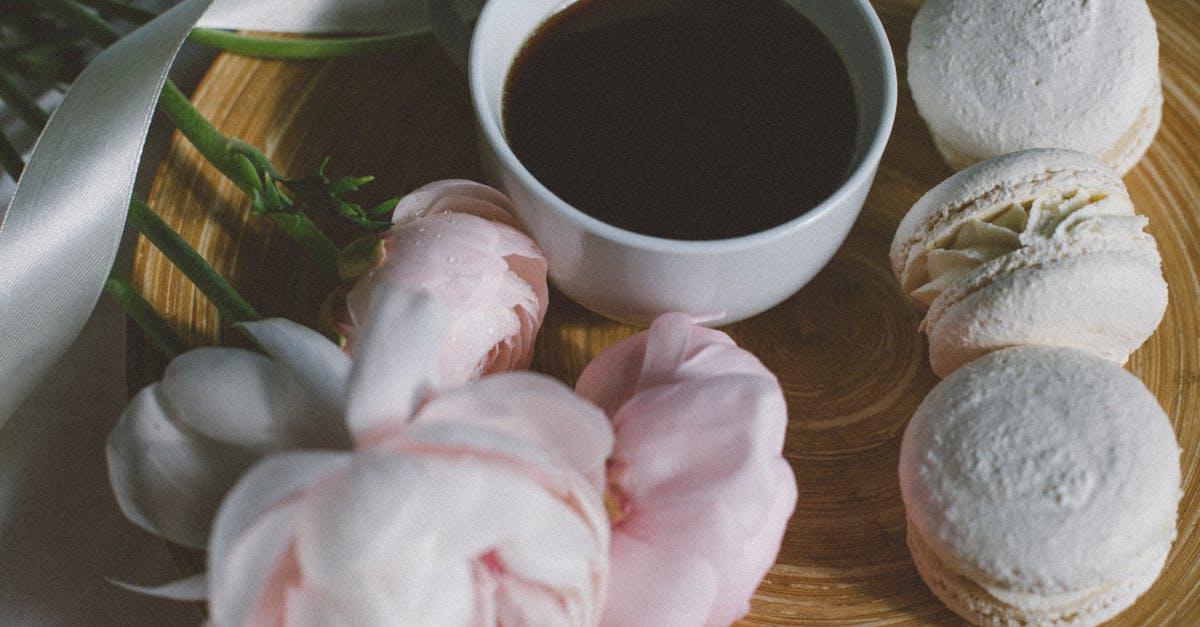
[907,0,1161,174]
[900,345,1181,626]
[890,148,1166,378]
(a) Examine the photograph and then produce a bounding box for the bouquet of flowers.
[109,181,797,626]
[1,3,796,624]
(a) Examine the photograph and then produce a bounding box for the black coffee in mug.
[501,0,859,241]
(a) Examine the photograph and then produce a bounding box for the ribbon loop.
[0,0,483,429]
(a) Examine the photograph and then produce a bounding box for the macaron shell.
[927,80,1162,176]
[1099,76,1164,176]
[906,518,1170,627]
[899,346,1181,596]
[924,249,1167,378]
[890,149,1127,300]
[907,0,1160,173]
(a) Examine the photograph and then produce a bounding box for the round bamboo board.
[132,1,1200,623]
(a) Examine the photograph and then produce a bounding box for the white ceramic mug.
[468,0,896,326]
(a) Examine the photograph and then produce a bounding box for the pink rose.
[575,313,797,627]
[335,179,548,388]
[207,372,613,627]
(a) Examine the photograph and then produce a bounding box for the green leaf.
[337,235,385,281]
[368,197,400,217]
[330,175,374,195]
[250,188,267,215]
[271,157,396,232]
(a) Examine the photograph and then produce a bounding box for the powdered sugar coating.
[899,346,1180,620]
[907,0,1160,174]
[924,251,1166,377]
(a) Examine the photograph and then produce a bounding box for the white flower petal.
[106,387,257,547]
[238,317,352,420]
[111,574,208,601]
[159,346,341,453]
[344,287,449,443]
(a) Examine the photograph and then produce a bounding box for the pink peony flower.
[207,373,612,627]
[334,179,548,388]
[575,313,797,627]
[106,283,529,550]
[110,287,615,624]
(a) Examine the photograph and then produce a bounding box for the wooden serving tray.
[132,1,1200,623]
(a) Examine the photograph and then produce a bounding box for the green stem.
[156,81,341,276]
[0,72,51,129]
[0,132,25,180]
[127,197,262,324]
[36,0,121,46]
[0,46,75,88]
[104,272,188,359]
[263,212,341,275]
[38,0,342,276]
[187,28,432,60]
[156,80,262,197]
[75,0,157,25]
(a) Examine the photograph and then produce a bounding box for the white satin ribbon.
[0,0,482,429]
[197,0,431,32]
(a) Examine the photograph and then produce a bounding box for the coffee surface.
[502,0,859,240]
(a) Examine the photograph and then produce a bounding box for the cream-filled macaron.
[890,148,1166,378]
[907,0,1161,174]
[900,345,1181,626]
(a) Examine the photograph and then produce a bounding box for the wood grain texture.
[132,1,1200,624]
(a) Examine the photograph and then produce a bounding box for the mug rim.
[468,0,897,255]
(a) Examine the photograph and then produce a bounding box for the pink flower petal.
[601,534,716,627]
[208,419,610,626]
[292,451,432,583]
[208,450,350,626]
[576,313,797,626]
[217,504,306,627]
[337,180,548,389]
[409,371,614,492]
[391,179,520,230]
